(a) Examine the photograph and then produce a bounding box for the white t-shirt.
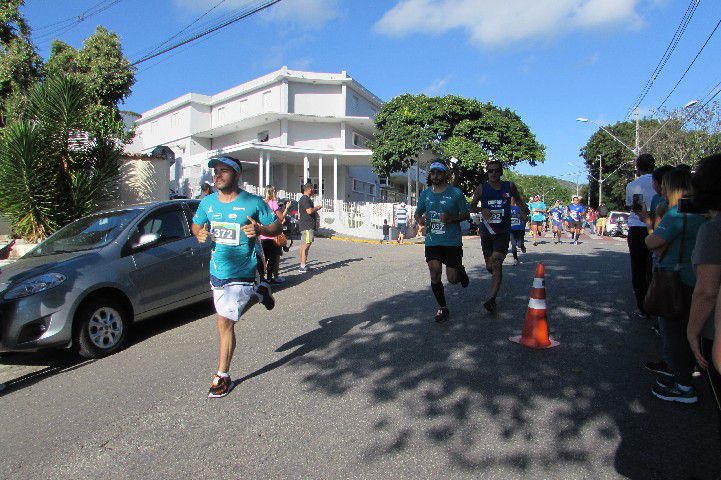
[625,173,655,228]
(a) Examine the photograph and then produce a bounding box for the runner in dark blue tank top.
[470,160,528,312]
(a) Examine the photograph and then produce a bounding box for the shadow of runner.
[250,248,719,479]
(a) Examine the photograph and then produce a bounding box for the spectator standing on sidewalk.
[382,219,390,243]
[685,155,721,448]
[626,153,657,318]
[395,202,408,244]
[645,168,706,403]
[298,183,322,273]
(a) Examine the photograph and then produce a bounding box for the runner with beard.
[192,156,282,398]
[469,160,528,312]
[415,160,470,323]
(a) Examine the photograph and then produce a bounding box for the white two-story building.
[133,68,425,203]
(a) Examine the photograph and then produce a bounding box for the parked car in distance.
[606,211,630,237]
[0,200,212,358]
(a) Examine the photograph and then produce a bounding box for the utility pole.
[598,154,603,206]
[634,106,640,157]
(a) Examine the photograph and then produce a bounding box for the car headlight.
[4,273,67,300]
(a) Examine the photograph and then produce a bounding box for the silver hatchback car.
[0,200,212,358]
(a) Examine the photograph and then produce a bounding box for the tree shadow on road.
[248,248,720,479]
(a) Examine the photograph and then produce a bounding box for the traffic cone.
[509,262,559,349]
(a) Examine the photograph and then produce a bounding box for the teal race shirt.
[192,191,276,280]
[530,201,546,222]
[416,185,470,246]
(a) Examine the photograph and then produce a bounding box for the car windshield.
[25,209,142,257]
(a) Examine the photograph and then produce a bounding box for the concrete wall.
[212,121,282,150]
[211,83,282,127]
[113,157,171,207]
[346,87,378,118]
[288,121,342,149]
[289,83,343,116]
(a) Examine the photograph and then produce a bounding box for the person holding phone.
[625,153,657,319]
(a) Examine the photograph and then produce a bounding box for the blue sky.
[22,0,721,180]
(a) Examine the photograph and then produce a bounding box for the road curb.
[329,236,423,246]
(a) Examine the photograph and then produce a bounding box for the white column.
[333,156,338,215]
[258,152,264,192]
[303,155,309,184]
[318,155,324,203]
[265,151,271,186]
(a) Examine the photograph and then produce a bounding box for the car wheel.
[75,297,130,359]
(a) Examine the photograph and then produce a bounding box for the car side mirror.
[132,233,161,250]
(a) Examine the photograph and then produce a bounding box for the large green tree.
[370,94,545,195]
[0,0,42,126]
[580,102,721,209]
[45,27,135,139]
[504,171,574,204]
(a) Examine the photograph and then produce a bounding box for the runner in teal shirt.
[416,185,470,246]
[415,160,470,323]
[193,190,277,280]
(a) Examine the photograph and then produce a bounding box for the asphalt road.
[1,234,719,479]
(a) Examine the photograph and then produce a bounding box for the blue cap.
[208,156,241,173]
[429,161,448,172]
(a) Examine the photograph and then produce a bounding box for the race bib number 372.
[211,221,241,246]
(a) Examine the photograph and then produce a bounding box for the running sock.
[216,371,230,378]
[431,282,447,308]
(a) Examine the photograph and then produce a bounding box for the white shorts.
[212,282,258,322]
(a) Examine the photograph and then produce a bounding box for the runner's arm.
[468,185,482,213]
[510,183,529,215]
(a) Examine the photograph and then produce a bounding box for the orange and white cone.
[509,262,559,349]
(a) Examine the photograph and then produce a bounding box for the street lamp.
[576,99,699,158]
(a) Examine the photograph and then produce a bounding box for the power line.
[624,0,699,119]
[654,16,721,114]
[131,0,282,66]
[33,0,125,42]
[131,0,230,60]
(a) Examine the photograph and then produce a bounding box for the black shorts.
[531,221,544,227]
[425,245,463,269]
[569,220,583,230]
[481,232,510,258]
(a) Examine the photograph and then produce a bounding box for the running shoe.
[208,375,232,398]
[434,307,450,323]
[298,266,308,273]
[483,297,497,313]
[652,382,698,404]
[645,360,673,377]
[533,241,538,247]
[272,276,286,284]
[256,282,275,310]
[460,267,470,288]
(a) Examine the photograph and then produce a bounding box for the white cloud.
[422,76,452,95]
[577,52,600,67]
[174,0,341,28]
[375,0,643,47]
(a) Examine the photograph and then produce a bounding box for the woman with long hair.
[645,167,707,403]
[259,186,290,284]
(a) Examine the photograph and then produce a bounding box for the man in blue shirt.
[509,199,527,266]
[192,156,282,398]
[469,160,528,312]
[529,195,546,246]
[550,200,565,244]
[415,160,470,323]
[567,195,586,245]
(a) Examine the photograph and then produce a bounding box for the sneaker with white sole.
[652,382,698,404]
[208,375,232,398]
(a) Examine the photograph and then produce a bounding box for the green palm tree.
[0,75,121,242]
